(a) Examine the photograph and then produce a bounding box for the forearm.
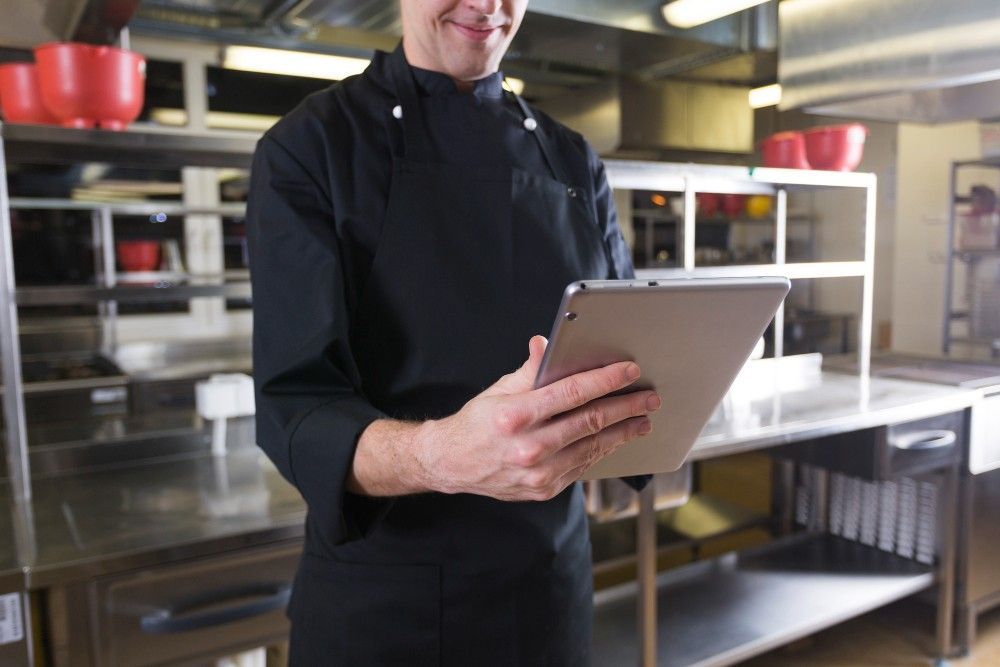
[347,418,437,496]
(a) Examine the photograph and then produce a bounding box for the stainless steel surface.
[970,391,1000,475]
[90,542,298,666]
[21,444,304,588]
[43,0,142,44]
[15,281,252,306]
[539,79,754,155]
[0,130,33,505]
[637,482,656,667]
[113,337,252,382]
[691,372,977,462]
[592,534,936,667]
[779,0,1000,122]
[10,197,246,218]
[0,123,256,170]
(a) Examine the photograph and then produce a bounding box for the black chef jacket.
[247,46,638,665]
[248,50,634,550]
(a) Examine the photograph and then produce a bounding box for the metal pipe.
[637,481,657,667]
[0,133,31,502]
[682,178,696,271]
[99,206,118,355]
[943,164,957,355]
[774,187,788,358]
[859,180,877,379]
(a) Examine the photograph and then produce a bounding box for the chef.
[247,0,660,664]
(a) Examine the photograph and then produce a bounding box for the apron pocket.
[289,553,441,666]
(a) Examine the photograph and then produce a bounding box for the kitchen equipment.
[760,131,810,169]
[34,42,146,130]
[696,192,721,216]
[196,373,255,457]
[116,240,161,272]
[745,194,773,219]
[0,63,59,125]
[721,194,747,217]
[803,124,868,172]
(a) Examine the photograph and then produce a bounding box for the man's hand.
[411,335,660,501]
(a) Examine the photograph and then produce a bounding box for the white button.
[392,105,403,119]
[523,117,537,132]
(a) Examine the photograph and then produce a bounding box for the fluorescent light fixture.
[503,77,525,96]
[223,46,370,80]
[662,0,771,29]
[749,83,782,109]
[150,108,281,132]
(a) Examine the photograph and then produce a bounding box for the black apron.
[288,47,616,666]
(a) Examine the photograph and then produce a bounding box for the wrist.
[411,418,450,495]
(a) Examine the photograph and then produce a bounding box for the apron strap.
[388,44,433,162]
[509,90,571,185]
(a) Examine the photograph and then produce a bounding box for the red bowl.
[116,240,161,272]
[0,63,60,125]
[34,42,146,131]
[803,124,868,171]
[760,131,810,169]
[721,194,748,217]
[697,193,721,217]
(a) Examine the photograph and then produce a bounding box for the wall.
[891,122,982,355]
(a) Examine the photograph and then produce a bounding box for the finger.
[529,390,659,461]
[482,335,548,397]
[529,360,641,423]
[549,415,652,474]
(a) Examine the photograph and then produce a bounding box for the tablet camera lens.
[565,312,577,321]
[648,281,658,287]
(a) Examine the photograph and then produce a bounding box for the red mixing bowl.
[803,124,868,171]
[0,63,59,125]
[116,240,161,272]
[34,42,146,131]
[760,131,810,169]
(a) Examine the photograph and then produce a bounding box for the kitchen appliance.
[824,353,1000,653]
[0,63,58,125]
[34,42,145,130]
[803,124,868,172]
[760,131,810,169]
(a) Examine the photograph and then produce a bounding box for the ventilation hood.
[779,0,1000,123]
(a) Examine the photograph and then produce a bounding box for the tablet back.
[534,277,789,479]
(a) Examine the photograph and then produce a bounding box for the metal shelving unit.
[603,159,878,667]
[943,157,1000,358]
[0,122,256,505]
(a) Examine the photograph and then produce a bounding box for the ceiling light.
[662,0,771,29]
[503,77,525,96]
[749,83,782,109]
[223,46,370,80]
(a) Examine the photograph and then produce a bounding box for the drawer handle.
[890,429,957,451]
[139,584,291,635]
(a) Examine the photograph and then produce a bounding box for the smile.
[449,22,500,42]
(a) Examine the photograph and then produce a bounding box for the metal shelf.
[9,197,246,218]
[0,123,257,170]
[592,534,935,667]
[15,281,251,306]
[637,261,867,281]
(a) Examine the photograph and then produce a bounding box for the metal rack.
[943,157,1000,358]
[0,122,256,505]
[603,159,878,667]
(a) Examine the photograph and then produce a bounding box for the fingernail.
[638,419,652,435]
[646,395,661,411]
[625,363,640,381]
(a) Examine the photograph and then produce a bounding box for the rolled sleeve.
[247,133,390,548]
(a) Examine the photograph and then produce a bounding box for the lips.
[449,22,500,42]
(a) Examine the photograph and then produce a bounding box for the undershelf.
[592,533,935,667]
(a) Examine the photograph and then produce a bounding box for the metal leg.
[637,482,657,667]
[935,465,959,659]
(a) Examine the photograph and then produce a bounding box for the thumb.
[482,335,548,396]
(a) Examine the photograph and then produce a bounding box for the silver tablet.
[534,277,790,479]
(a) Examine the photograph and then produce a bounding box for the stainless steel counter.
[691,370,979,461]
[1,372,980,591]
[10,420,306,588]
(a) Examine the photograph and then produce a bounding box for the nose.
[464,0,501,15]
